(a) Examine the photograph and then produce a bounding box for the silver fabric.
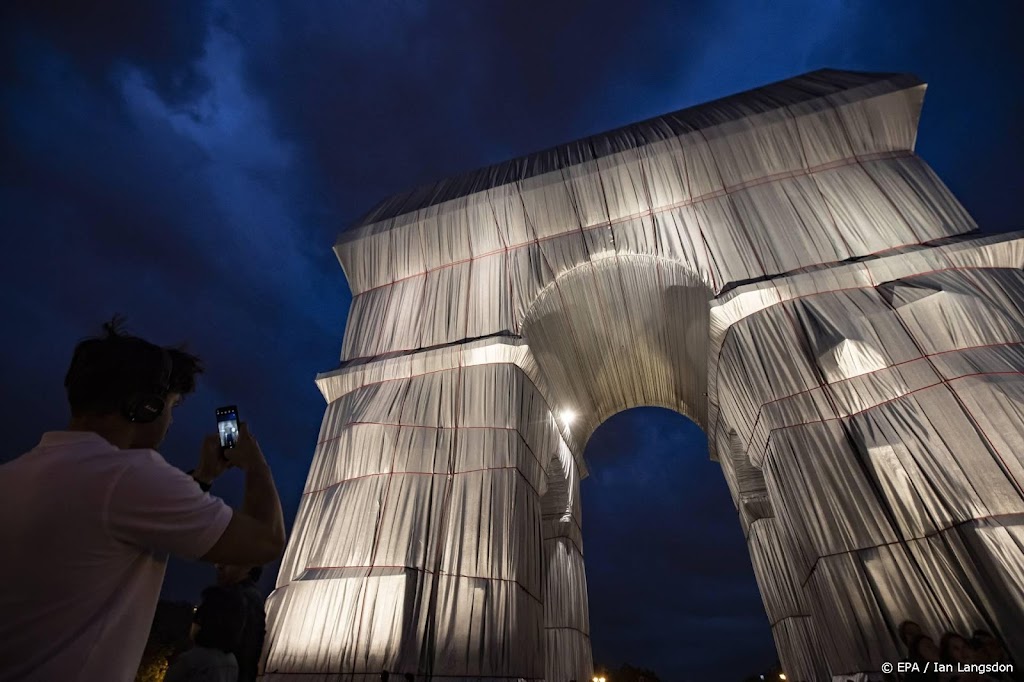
[710,245,1024,678]
[264,69,1023,680]
[335,70,971,363]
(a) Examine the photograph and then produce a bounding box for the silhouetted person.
[0,318,286,682]
[381,672,390,682]
[972,630,1005,664]
[404,674,414,682]
[941,632,973,664]
[972,630,1016,680]
[903,634,940,681]
[216,564,267,682]
[899,621,931,679]
[166,586,246,682]
[899,620,925,649]
[940,632,994,682]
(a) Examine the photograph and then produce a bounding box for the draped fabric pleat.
[336,70,972,364]
[714,248,1024,678]
[264,68,1024,680]
[264,363,571,680]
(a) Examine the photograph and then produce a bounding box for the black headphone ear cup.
[122,394,165,423]
[137,395,165,423]
[119,348,173,423]
[121,395,141,423]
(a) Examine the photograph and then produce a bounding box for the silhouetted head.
[909,635,940,663]
[216,563,263,587]
[898,620,924,647]
[972,630,1004,663]
[940,632,971,663]
[193,585,246,653]
[64,316,202,449]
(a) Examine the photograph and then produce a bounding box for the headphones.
[121,348,173,424]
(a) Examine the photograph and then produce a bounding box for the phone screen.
[216,405,240,449]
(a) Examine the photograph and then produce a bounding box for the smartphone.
[216,405,240,450]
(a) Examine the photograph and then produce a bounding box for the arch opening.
[576,407,776,680]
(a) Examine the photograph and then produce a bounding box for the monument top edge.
[338,68,922,243]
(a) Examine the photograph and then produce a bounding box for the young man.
[0,319,286,682]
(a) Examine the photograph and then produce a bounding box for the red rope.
[302,464,544,499]
[300,562,544,605]
[350,151,914,297]
[797,511,1024,589]
[741,341,1024,457]
[709,263,1022,448]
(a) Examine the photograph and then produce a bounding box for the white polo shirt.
[0,431,233,682]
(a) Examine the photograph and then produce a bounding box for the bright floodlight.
[559,409,576,426]
[779,675,786,680]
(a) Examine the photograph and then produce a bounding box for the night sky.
[2,2,1022,680]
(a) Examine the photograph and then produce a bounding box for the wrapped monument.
[261,70,1024,681]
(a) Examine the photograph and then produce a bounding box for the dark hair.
[248,565,264,582]
[64,316,203,417]
[939,632,968,663]
[898,620,922,645]
[909,635,935,661]
[194,585,246,653]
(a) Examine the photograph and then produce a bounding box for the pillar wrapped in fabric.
[716,423,829,682]
[263,69,1024,680]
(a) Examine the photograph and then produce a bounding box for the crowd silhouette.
[896,621,1017,682]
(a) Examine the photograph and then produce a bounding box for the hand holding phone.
[222,422,267,472]
[196,431,231,485]
[216,405,240,450]
[215,406,267,471]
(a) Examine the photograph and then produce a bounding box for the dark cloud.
[2,0,347,598]
[2,1,1022,680]
[229,1,725,224]
[2,1,213,104]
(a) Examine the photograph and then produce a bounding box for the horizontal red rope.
[302,464,543,499]
[797,511,1024,589]
[741,341,1024,456]
[543,624,591,638]
[710,263,1022,447]
[349,151,913,297]
[765,370,1023,439]
[298,562,543,604]
[314,421,548,483]
[341,235,984,366]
